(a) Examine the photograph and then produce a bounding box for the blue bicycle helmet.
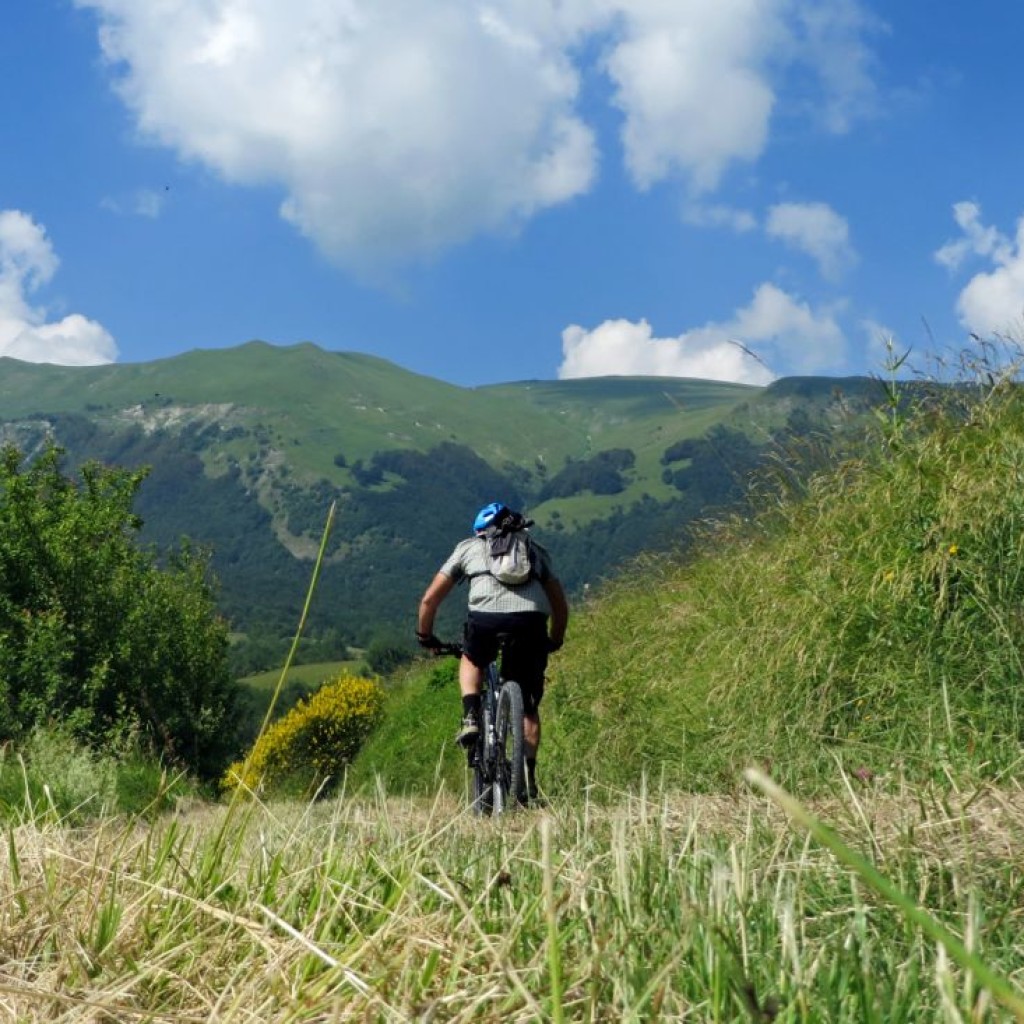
[473,502,506,533]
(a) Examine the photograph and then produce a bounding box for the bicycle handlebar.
[432,641,463,658]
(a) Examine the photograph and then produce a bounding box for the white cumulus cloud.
[559,318,773,385]
[73,0,880,270]
[603,0,781,192]
[558,283,846,384]
[936,202,1024,336]
[766,201,855,278]
[0,210,117,366]
[603,0,880,193]
[75,0,598,273]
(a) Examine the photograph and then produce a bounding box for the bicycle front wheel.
[471,756,493,817]
[493,681,525,814]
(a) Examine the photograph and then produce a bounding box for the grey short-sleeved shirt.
[439,535,554,615]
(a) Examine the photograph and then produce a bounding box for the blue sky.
[2,0,1024,387]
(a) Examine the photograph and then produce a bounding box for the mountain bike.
[436,642,526,816]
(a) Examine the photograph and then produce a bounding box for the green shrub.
[223,673,385,797]
[0,726,195,822]
[19,726,119,816]
[0,443,237,778]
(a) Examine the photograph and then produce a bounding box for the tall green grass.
[0,726,197,821]
[539,359,1024,794]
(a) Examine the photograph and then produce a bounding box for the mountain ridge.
[0,341,879,663]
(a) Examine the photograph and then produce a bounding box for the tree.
[365,631,416,675]
[0,443,238,778]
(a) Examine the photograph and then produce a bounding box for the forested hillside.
[0,342,882,669]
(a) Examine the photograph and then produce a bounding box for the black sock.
[462,694,481,720]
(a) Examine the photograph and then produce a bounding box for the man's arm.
[417,572,456,642]
[542,575,569,650]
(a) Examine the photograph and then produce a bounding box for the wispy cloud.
[934,201,1007,270]
[682,202,758,233]
[766,200,856,279]
[791,0,884,133]
[101,187,168,219]
[0,210,117,365]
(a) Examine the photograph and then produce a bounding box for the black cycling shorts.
[463,611,548,716]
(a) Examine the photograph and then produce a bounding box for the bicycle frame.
[473,661,510,815]
[435,642,525,816]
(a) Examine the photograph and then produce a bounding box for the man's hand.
[416,630,442,652]
[546,636,563,654]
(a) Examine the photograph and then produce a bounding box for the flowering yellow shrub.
[223,673,384,796]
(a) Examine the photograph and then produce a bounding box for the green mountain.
[0,341,882,665]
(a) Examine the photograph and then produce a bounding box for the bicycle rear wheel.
[493,681,525,814]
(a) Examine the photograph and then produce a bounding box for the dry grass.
[2,778,1023,1021]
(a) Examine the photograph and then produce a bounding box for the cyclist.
[416,502,569,801]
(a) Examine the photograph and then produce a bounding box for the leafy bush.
[365,631,416,675]
[0,726,197,822]
[0,443,238,778]
[223,674,385,797]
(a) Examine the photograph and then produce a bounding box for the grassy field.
[240,661,359,694]
[2,776,1023,1021]
[8,352,1024,1018]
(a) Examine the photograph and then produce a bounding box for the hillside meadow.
[5,358,1024,1018]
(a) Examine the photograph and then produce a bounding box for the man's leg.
[523,712,540,759]
[459,654,483,696]
[502,622,547,801]
[523,711,541,800]
[458,654,484,746]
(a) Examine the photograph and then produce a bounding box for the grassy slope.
[485,376,761,515]
[543,379,1024,793]
[1,343,573,472]
[239,660,356,693]
[356,376,1024,797]
[345,656,466,796]
[0,344,762,517]
[0,343,753,461]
